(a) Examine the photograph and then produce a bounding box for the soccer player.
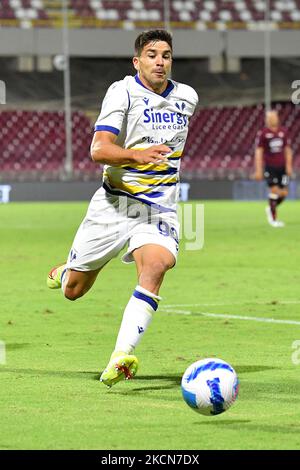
[254,110,293,227]
[47,30,198,387]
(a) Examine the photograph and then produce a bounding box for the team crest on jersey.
[270,138,283,151]
[69,249,77,262]
[175,102,186,112]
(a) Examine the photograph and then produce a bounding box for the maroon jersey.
[256,127,290,168]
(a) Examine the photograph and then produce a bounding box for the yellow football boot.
[47,264,66,289]
[100,351,139,388]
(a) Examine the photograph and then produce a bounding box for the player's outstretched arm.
[91,131,171,166]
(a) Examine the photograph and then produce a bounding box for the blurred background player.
[47,29,198,387]
[254,110,293,227]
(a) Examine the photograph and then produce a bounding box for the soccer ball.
[181,358,239,416]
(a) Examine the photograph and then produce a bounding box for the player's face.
[266,111,280,128]
[133,41,172,94]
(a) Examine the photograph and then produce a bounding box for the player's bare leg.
[100,244,175,387]
[47,264,102,300]
[63,268,102,300]
[266,185,287,227]
[277,187,288,207]
[132,244,175,295]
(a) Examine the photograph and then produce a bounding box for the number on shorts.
[157,220,169,237]
[157,221,179,244]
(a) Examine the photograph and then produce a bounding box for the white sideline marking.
[163,300,300,308]
[0,341,6,365]
[160,309,300,326]
[162,309,192,315]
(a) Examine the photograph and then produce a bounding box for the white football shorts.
[66,187,179,272]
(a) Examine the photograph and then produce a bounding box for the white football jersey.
[94,74,198,212]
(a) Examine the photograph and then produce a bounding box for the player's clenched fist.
[132,145,171,164]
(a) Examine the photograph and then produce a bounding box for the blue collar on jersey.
[135,74,174,98]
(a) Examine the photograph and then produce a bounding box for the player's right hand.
[132,145,171,165]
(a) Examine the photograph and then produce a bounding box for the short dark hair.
[134,29,173,56]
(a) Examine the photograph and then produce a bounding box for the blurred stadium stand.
[0,0,299,187]
[184,102,300,180]
[1,102,299,182]
[1,0,300,30]
[0,110,96,181]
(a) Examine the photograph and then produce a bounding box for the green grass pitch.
[0,200,300,450]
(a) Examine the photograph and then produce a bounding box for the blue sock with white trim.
[114,285,161,355]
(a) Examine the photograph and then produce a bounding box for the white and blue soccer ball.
[181,358,239,416]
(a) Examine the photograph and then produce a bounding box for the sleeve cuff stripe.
[94,125,120,135]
